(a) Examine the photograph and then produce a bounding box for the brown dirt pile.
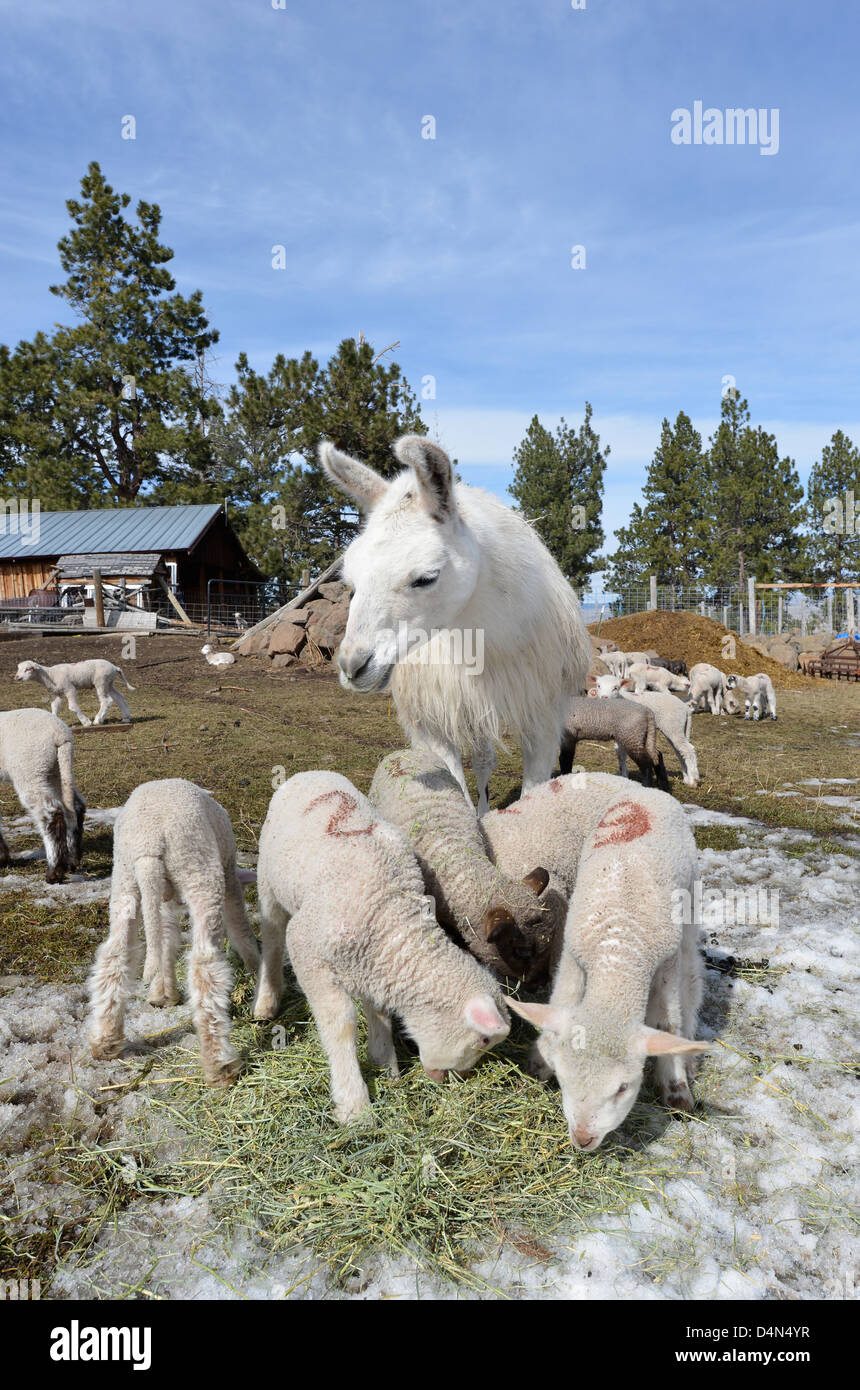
[587,611,814,690]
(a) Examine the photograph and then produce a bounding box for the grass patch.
[693,826,743,852]
[0,899,106,981]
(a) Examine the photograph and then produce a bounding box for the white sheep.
[369,749,556,985]
[686,662,726,715]
[599,650,629,679]
[88,779,260,1085]
[201,644,236,669]
[725,671,777,721]
[481,774,709,1150]
[0,708,85,883]
[15,658,135,725]
[253,771,510,1124]
[562,696,670,792]
[593,675,700,787]
[625,662,692,697]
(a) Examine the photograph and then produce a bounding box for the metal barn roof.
[0,504,223,561]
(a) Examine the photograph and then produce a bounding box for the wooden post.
[747,577,756,636]
[722,605,728,629]
[93,569,105,629]
[157,574,193,625]
[649,575,657,610]
[777,594,783,634]
[826,590,833,632]
[847,588,856,635]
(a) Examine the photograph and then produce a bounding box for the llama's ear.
[393,436,455,522]
[318,442,388,512]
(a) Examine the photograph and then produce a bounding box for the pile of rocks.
[739,630,834,672]
[235,580,351,670]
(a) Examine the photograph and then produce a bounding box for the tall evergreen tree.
[804,430,860,582]
[508,404,607,585]
[605,412,707,591]
[700,390,805,595]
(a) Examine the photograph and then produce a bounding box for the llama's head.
[319,436,480,692]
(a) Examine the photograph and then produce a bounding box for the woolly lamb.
[201,645,236,669]
[254,771,510,1123]
[488,775,708,1150]
[725,671,777,721]
[369,749,555,984]
[600,650,630,679]
[625,662,692,697]
[88,779,260,1085]
[686,662,726,715]
[642,657,688,678]
[0,708,85,882]
[593,675,700,787]
[562,696,670,792]
[15,658,134,725]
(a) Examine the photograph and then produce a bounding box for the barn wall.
[0,561,56,601]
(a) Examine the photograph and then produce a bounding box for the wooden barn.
[0,503,265,619]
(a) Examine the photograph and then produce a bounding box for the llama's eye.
[410,572,440,588]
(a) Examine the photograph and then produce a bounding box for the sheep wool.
[0,707,85,882]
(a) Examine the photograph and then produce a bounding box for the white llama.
[320,435,590,812]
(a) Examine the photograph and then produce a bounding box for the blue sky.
[1,0,858,560]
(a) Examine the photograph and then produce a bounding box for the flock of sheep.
[0,436,782,1155]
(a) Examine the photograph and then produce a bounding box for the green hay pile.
[132,977,694,1290]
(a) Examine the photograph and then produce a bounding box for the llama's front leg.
[647,956,694,1112]
[471,740,496,815]
[289,931,370,1124]
[66,692,92,726]
[89,891,139,1058]
[405,723,469,802]
[520,726,563,797]
[363,1000,399,1077]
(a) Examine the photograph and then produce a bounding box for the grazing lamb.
[593,675,700,787]
[600,650,630,679]
[320,436,591,814]
[369,749,556,985]
[487,776,708,1150]
[686,662,726,715]
[254,771,510,1123]
[88,779,260,1085]
[625,662,692,697]
[15,658,134,726]
[561,696,670,792]
[725,672,777,721]
[201,644,236,669]
[0,708,85,883]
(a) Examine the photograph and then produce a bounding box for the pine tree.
[805,431,860,582]
[40,161,219,502]
[509,404,607,585]
[605,412,707,592]
[700,391,805,596]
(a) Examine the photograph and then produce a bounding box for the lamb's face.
[415,993,509,1081]
[14,661,38,683]
[525,1008,644,1150]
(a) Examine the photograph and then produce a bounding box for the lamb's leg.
[472,739,496,816]
[65,692,92,726]
[223,870,260,975]
[0,822,9,869]
[647,956,694,1112]
[89,889,139,1058]
[289,927,370,1123]
[663,732,699,787]
[50,696,62,717]
[155,897,182,1006]
[363,999,400,1077]
[92,683,111,725]
[186,889,242,1086]
[680,916,705,1085]
[108,682,132,723]
[253,882,288,1020]
[614,742,630,778]
[28,798,70,883]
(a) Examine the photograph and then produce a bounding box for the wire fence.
[581,581,859,639]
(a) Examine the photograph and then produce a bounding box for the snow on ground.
[2,805,858,1301]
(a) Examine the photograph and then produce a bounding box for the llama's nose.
[338,645,373,682]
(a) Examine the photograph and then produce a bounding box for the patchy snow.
[2,803,858,1302]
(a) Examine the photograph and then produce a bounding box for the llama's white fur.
[15,658,134,725]
[725,671,777,720]
[254,771,509,1123]
[0,708,85,882]
[593,675,700,787]
[480,774,708,1151]
[320,436,591,814]
[88,779,260,1085]
[368,749,558,985]
[686,662,726,715]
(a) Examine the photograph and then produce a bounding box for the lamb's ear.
[318,442,388,512]
[638,1027,711,1056]
[393,436,455,522]
[463,994,507,1035]
[506,999,568,1034]
[522,866,550,896]
[587,685,598,697]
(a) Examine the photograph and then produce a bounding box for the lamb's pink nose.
[572,1127,598,1150]
[425,1068,447,1082]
